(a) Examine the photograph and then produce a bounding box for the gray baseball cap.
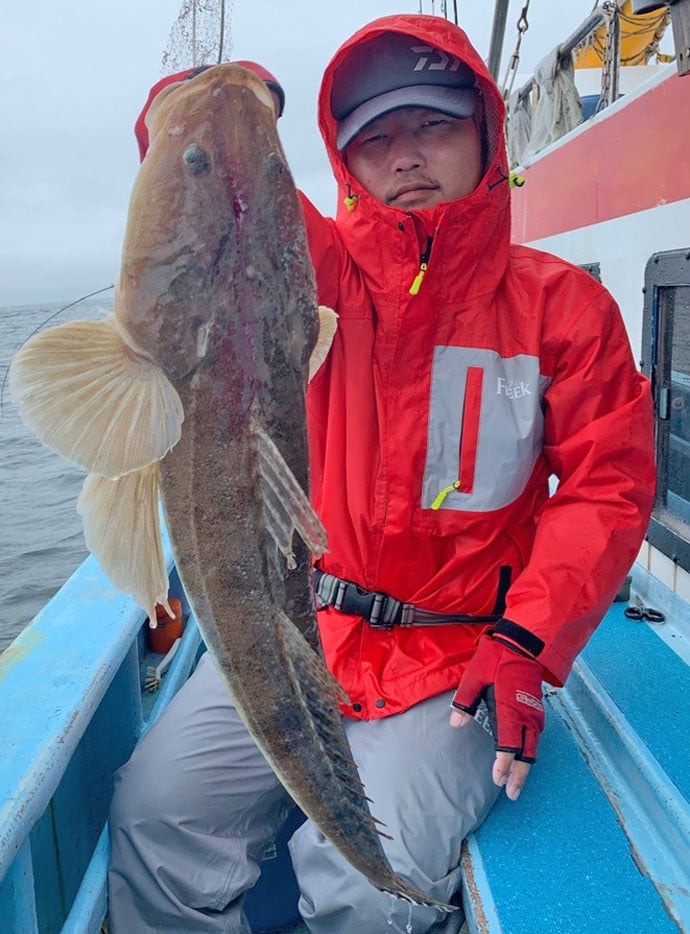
[332,32,477,150]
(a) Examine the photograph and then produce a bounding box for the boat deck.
[1,547,688,932]
[243,594,689,933]
[461,594,690,932]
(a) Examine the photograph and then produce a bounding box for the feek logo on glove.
[451,632,545,764]
[515,690,543,712]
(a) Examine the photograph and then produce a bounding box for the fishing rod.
[0,285,115,418]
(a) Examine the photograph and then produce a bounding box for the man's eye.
[362,132,385,144]
[422,119,448,129]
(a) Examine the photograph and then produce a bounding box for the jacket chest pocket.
[422,346,550,512]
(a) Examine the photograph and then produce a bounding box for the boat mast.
[487,0,510,80]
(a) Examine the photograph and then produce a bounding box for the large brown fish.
[10,65,449,911]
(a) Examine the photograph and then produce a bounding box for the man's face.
[344,106,483,210]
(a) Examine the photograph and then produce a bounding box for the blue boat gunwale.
[0,526,201,929]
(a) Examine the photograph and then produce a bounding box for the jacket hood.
[317,14,512,290]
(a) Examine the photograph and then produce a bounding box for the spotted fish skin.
[9,64,452,912]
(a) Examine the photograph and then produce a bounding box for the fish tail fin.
[9,316,183,478]
[256,425,328,567]
[77,465,168,624]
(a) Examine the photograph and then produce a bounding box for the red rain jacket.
[302,14,655,718]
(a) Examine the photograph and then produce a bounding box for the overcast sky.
[0,1,599,307]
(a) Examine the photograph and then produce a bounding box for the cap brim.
[337,85,477,150]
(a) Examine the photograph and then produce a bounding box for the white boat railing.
[505,2,673,166]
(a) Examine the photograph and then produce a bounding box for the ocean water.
[0,297,114,652]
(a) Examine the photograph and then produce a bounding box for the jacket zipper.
[409,235,434,295]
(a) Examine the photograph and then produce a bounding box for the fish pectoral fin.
[77,464,169,624]
[276,608,453,910]
[308,306,338,382]
[276,609,350,707]
[274,610,394,835]
[256,425,328,565]
[9,316,183,478]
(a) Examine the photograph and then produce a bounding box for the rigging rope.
[502,0,531,99]
[575,3,670,67]
[162,0,233,73]
[419,0,458,23]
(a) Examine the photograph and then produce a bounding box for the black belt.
[313,569,501,630]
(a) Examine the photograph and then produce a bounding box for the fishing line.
[0,283,115,417]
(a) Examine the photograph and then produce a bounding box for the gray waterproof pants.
[108,651,500,933]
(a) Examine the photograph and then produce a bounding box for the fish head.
[116,63,310,380]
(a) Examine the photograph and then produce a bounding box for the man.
[108,14,655,933]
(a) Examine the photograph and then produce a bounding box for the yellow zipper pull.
[409,235,434,295]
[409,262,428,295]
[431,481,461,510]
[343,183,359,212]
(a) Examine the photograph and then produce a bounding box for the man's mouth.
[388,182,439,204]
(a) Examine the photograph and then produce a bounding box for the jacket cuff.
[491,618,545,659]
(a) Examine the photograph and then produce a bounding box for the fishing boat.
[1,2,689,931]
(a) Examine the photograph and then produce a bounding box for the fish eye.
[183,144,210,175]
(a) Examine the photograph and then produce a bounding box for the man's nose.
[389,134,425,171]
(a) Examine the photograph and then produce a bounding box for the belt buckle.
[335,582,394,629]
[367,592,394,629]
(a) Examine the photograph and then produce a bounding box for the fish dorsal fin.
[77,465,169,624]
[255,425,328,567]
[308,306,338,382]
[9,316,183,478]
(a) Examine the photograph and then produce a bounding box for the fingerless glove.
[452,633,545,763]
